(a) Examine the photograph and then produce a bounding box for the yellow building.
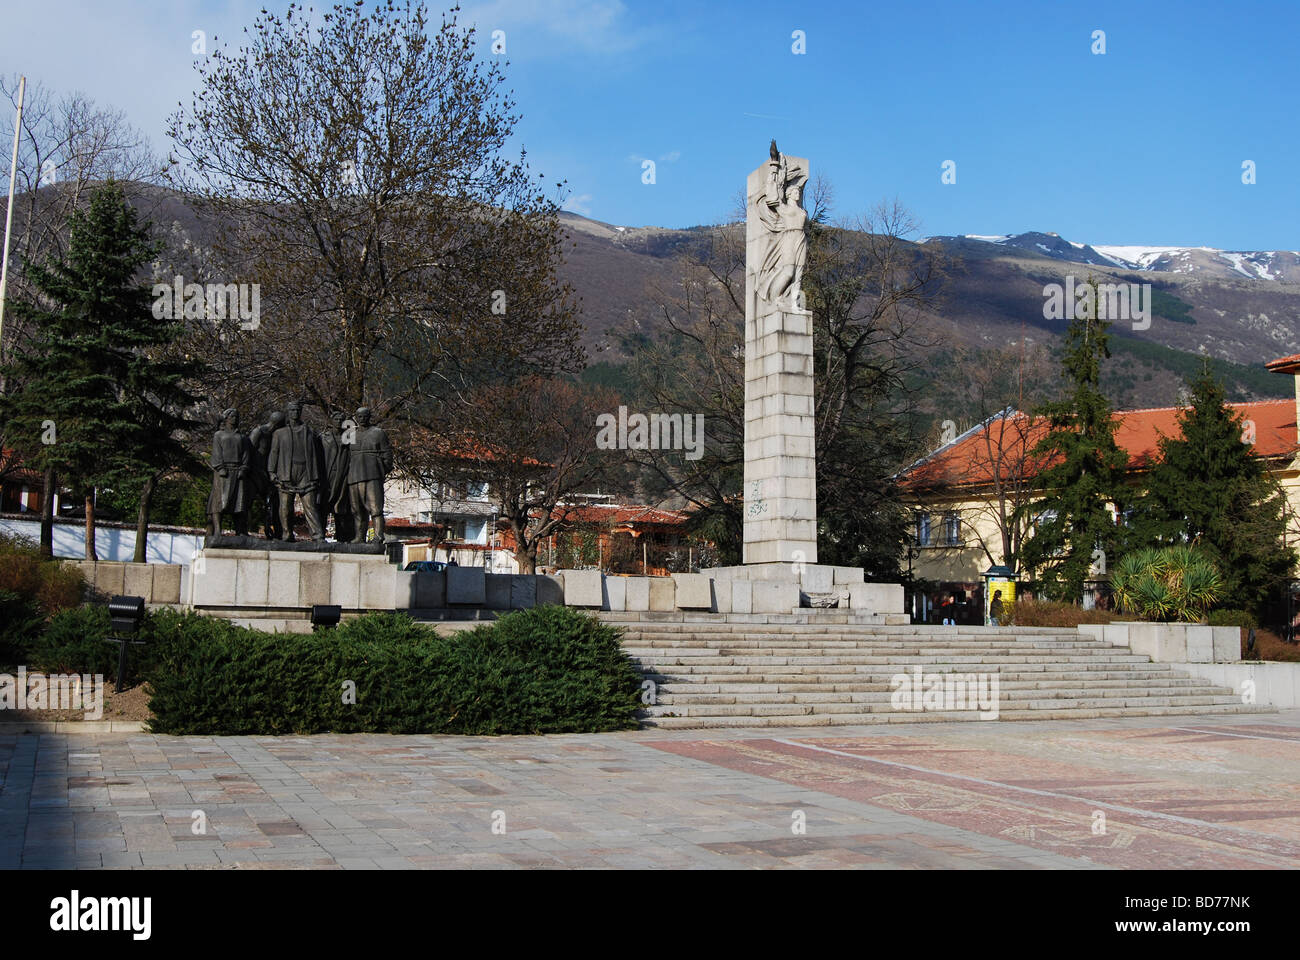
[899,356,1300,623]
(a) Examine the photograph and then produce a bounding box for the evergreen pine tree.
[1018,278,1130,602]
[1,182,201,559]
[1132,360,1295,616]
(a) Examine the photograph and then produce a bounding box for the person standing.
[989,590,1005,626]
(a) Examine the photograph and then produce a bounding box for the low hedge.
[140,605,642,735]
[1207,608,1258,629]
[28,604,178,682]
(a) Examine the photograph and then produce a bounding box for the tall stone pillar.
[743,151,818,566]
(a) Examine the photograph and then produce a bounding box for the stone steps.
[622,640,1133,651]
[619,628,1070,638]
[651,675,1213,692]
[632,656,1160,670]
[627,650,1157,662]
[640,702,1266,729]
[623,638,1108,649]
[621,620,1272,729]
[643,693,1242,717]
[653,683,1237,704]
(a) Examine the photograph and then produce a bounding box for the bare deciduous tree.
[165,1,584,449]
[408,377,616,574]
[907,343,1055,570]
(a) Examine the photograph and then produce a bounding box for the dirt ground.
[0,676,152,723]
[1249,627,1300,662]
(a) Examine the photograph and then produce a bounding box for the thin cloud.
[561,193,594,216]
[460,0,655,56]
[627,151,680,165]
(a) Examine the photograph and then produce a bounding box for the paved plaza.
[2,710,1299,869]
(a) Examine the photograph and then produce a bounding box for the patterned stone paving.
[1,710,1297,869]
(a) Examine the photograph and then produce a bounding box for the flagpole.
[0,75,25,362]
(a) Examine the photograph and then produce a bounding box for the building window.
[943,511,962,546]
[1034,510,1065,557]
[915,513,931,547]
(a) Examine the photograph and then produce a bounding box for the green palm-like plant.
[1110,545,1222,622]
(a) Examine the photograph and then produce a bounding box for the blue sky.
[2,0,1297,249]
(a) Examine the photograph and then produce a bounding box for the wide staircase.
[615,618,1272,729]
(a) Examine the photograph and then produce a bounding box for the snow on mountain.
[1090,245,1210,268]
[949,233,1300,282]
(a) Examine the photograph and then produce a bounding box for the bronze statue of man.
[319,410,355,543]
[267,400,326,542]
[347,406,393,543]
[208,408,251,537]
[248,410,285,539]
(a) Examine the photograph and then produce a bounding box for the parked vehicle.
[403,560,447,573]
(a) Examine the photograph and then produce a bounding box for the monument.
[700,143,905,616]
[202,402,391,554]
[319,410,356,543]
[347,406,394,543]
[208,408,252,538]
[743,141,818,566]
[191,400,400,623]
[248,410,285,540]
[268,400,327,542]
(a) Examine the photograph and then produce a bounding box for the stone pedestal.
[188,548,396,611]
[186,548,556,618]
[706,562,903,616]
[742,308,818,565]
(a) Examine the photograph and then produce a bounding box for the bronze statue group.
[208,402,393,544]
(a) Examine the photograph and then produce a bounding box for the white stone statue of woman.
[755,143,809,312]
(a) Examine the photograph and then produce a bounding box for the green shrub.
[484,605,646,733]
[1207,608,1258,629]
[31,605,136,682]
[30,604,183,683]
[1110,545,1222,622]
[0,534,86,663]
[145,606,643,736]
[0,589,44,663]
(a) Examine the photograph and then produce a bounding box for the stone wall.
[184,549,562,618]
[1172,661,1300,708]
[72,561,184,606]
[556,569,905,617]
[1077,622,1241,663]
[73,553,899,622]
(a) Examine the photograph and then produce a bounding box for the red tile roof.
[385,517,443,530]
[554,503,690,527]
[904,398,1297,492]
[0,449,43,482]
[1266,354,1300,374]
